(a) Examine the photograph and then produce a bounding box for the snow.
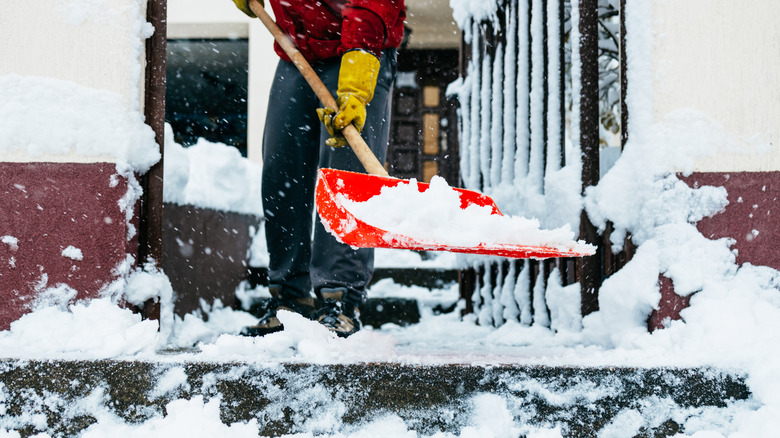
[545,0,562,177]
[2,0,780,436]
[79,396,259,438]
[61,246,83,261]
[0,298,158,359]
[528,0,546,193]
[479,44,492,189]
[467,22,481,190]
[514,0,531,184]
[449,0,498,39]
[336,175,593,253]
[0,74,159,173]
[490,43,504,188]
[163,124,263,217]
[1,236,19,252]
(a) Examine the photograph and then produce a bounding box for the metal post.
[141,0,167,320]
[619,0,628,148]
[558,0,566,168]
[577,0,602,316]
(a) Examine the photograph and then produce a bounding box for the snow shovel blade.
[315,168,595,259]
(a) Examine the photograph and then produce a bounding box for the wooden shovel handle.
[248,0,389,177]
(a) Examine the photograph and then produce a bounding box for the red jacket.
[268,0,406,62]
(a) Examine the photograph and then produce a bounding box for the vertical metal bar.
[541,0,549,177]
[459,28,469,79]
[577,0,601,316]
[459,268,476,316]
[619,0,628,148]
[141,0,167,319]
[559,0,566,167]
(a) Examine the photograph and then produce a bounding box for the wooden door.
[387,49,460,185]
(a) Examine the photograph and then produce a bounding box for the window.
[166,39,249,156]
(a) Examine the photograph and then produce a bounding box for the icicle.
[532,265,550,327]
[501,0,518,184]
[479,44,492,190]
[515,260,532,325]
[514,0,531,184]
[500,261,520,322]
[527,0,546,193]
[478,263,494,326]
[468,21,482,190]
[546,0,562,175]
[491,262,505,326]
[490,43,504,188]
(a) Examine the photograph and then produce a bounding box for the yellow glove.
[317,50,380,147]
[231,0,262,18]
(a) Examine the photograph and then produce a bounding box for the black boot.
[240,285,319,337]
[316,287,362,338]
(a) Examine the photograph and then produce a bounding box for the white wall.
[0,0,147,163]
[168,0,277,164]
[405,0,460,49]
[652,0,780,172]
[0,0,144,105]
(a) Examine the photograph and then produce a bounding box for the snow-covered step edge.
[0,359,750,437]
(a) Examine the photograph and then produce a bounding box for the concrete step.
[0,359,749,437]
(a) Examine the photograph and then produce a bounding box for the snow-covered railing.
[451,0,621,328]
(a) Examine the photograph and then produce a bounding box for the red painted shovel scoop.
[249,0,593,259]
[315,168,595,259]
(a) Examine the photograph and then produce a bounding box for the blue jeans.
[261,49,397,306]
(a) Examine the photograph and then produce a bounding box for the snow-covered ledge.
[649,0,780,272]
[605,0,780,330]
[0,0,159,329]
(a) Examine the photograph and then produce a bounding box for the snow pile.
[123,263,177,348]
[61,246,83,261]
[0,74,159,173]
[369,279,460,310]
[337,175,593,253]
[0,392,561,438]
[197,310,397,364]
[374,248,457,268]
[0,298,158,359]
[163,124,263,216]
[78,396,258,438]
[169,299,259,349]
[449,0,499,36]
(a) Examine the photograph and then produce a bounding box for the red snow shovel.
[249,0,594,259]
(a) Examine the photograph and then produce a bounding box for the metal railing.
[456,0,632,326]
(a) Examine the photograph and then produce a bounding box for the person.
[230,0,406,337]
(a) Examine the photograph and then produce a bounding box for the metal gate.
[454,0,632,327]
